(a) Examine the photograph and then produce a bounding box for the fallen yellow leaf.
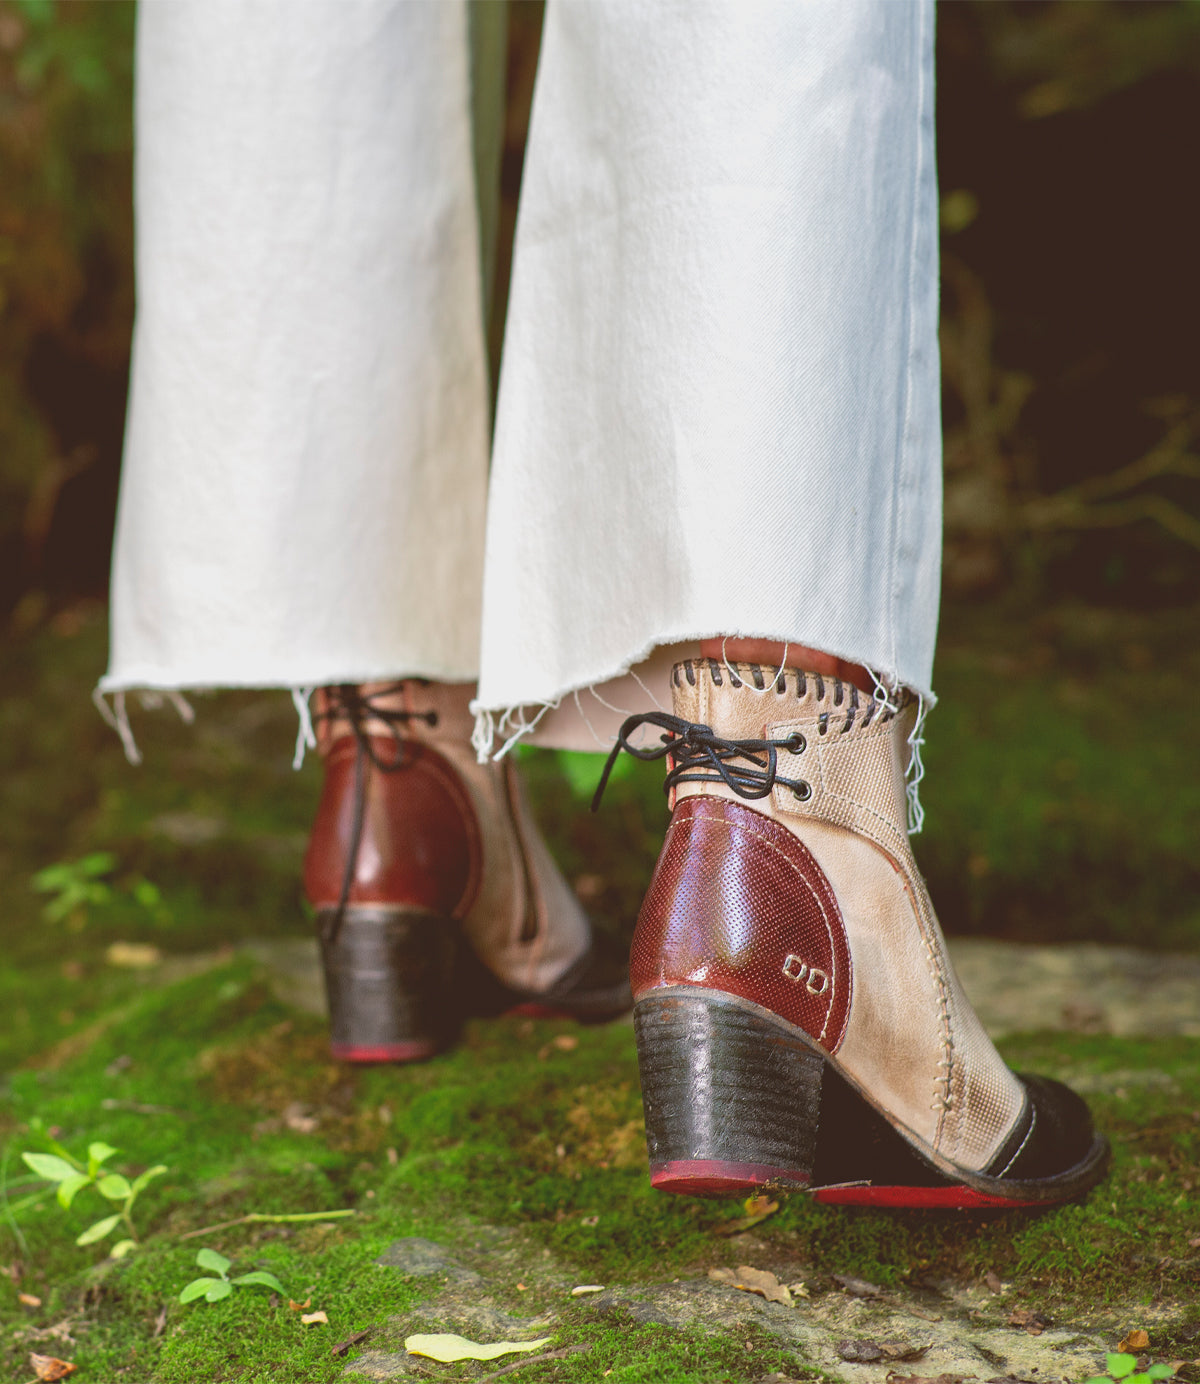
[105,941,162,969]
[715,1196,780,1236]
[708,1265,792,1306]
[404,1333,553,1363]
[30,1356,77,1382]
[300,1311,328,1326]
[1119,1330,1150,1353]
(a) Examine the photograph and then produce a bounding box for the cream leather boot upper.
[667,659,1025,1178]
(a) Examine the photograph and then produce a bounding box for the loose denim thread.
[93,687,141,765]
[92,686,196,766]
[291,687,317,770]
[470,698,559,764]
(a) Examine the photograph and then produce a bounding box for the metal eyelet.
[792,780,812,802]
[785,731,805,754]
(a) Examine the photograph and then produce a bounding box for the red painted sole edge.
[813,1184,1046,1209]
[652,1162,1047,1208]
[650,1159,811,1197]
[330,1040,438,1064]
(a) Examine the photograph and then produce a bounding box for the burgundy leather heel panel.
[303,736,482,916]
[629,797,851,1053]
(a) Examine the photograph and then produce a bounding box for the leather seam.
[758,737,957,1152]
[995,1105,1037,1178]
[797,750,956,1151]
[420,746,483,919]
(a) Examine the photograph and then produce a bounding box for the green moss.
[3,960,1198,1383]
[3,614,1199,1378]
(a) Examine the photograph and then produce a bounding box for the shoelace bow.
[313,683,437,945]
[590,710,811,813]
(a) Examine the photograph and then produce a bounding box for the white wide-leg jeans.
[104,0,942,761]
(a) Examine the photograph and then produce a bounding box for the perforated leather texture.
[630,796,851,1052]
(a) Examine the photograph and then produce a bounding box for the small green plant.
[1084,1355,1176,1384]
[179,1248,285,1304]
[32,852,116,925]
[31,852,170,928]
[21,1138,166,1254]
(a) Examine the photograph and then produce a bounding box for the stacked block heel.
[635,987,1112,1208]
[634,987,824,1196]
[317,905,457,1062]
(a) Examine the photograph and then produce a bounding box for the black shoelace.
[590,710,811,813]
[313,683,437,945]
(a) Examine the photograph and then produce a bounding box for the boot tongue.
[670,659,883,739]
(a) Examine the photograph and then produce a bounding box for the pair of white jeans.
[103,0,942,767]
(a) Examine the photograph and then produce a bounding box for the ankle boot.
[604,659,1108,1207]
[304,681,629,1062]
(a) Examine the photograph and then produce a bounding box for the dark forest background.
[2,1,1199,627]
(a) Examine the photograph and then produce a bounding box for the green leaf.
[76,1213,121,1245]
[42,893,80,923]
[231,1271,286,1293]
[22,1152,79,1182]
[96,1173,132,1201]
[1147,1367,1176,1380]
[110,1239,137,1259]
[180,1276,221,1304]
[56,1172,93,1208]
[205,1279,233,1303]
[131,1164,168,1195]
[195,1248,231,1276]
[1129,1374,1152,1384]
[79,852,118,877]
[132,879,162,908]
[1109,1357,1139,1380]
[31,866,70,891]
[87,1141,118,1174]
